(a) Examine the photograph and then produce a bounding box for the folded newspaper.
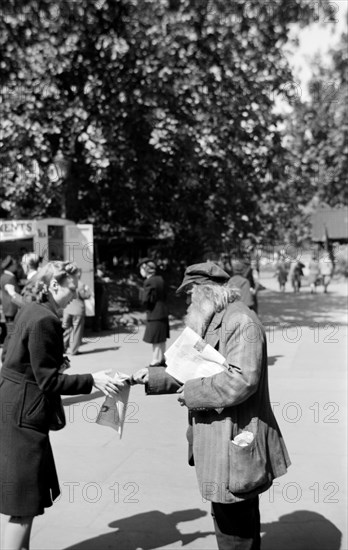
[164,327,226,383]
[96,372,131,438]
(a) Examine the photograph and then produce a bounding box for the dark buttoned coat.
[141,275,168,320]
[141,274,170,344]
[146,300,290,503]
[141,275,168,321]
[0,296,93,516]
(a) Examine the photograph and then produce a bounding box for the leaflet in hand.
[96,372,130,438]
[165,327,226,383]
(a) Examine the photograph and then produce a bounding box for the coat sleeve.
[142,279,157,309]
[146,366,182,394]
[28,315,93,395]
[183,313,264,409]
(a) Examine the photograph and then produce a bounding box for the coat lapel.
[42,294,61,319]
[204,309,225,349]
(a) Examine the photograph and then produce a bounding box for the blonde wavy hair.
[34,261,79,302]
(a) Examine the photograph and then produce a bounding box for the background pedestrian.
[319,254,334,293]
[0,256,20,338]
[63,268,91,355]
[275,256,289,292]
[139,258,170,366]
[308,252,321,294]
[20,252,41,302]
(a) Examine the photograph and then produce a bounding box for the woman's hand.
[92,370,124,397]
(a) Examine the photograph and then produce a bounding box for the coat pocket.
[48,394,66,431]
[228,429,269,495]
[19,381,49,433]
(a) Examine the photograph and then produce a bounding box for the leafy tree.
[0,0,334,259]
[280,29,348,243]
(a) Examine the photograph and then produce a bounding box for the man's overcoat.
[146,300,290,503]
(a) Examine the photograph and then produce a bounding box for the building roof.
[311,208,348,242]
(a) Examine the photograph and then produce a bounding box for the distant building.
[311,208,348,244]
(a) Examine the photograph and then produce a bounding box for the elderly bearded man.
[133,262,290,550]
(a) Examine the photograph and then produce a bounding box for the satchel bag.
[228,419,271,496]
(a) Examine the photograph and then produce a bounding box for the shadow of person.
[261,510,342,550]
[267,355,283,366]
[62,390,104,406]
[63,508,214,550]
[76,346,120,355]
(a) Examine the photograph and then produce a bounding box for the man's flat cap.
[176,261,230,294]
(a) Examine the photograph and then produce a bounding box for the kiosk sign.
[0,220,37,241]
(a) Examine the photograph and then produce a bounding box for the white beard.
[185,296,216,337]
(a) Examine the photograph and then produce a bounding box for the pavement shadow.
[62,390,104,405]
[84,328,120,337]
[261,510,342,550]
[75,346,120,355]
[63,508,214,550]
[259,289,347,327]
[268,355,283,366]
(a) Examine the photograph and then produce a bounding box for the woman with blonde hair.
[0,261,124,550]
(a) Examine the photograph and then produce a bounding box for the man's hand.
[132,368,149,385]
[177,391,186,407]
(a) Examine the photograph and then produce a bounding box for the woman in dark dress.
[0,261,123,550]
[139,259,170,366]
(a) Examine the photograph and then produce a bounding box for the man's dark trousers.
[212,497,260,549]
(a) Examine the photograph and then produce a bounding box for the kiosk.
[0,218,94,313]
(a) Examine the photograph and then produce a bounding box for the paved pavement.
[1,275,347,550]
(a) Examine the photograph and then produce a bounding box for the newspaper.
[95,372,131,438]
[165,327,226,383]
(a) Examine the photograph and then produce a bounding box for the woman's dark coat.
[141,275,170,344]
[0,297,93,516]
[141,275,168,320]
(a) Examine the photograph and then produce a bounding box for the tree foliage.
[0,0,335,259]
[281,30,348,243]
